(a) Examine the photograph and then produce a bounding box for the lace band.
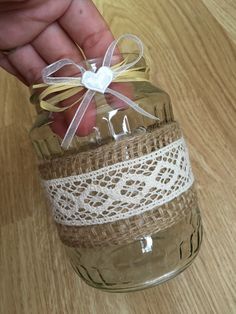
[43,137,194,226]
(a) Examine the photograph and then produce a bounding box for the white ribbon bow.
[42,34,158,149]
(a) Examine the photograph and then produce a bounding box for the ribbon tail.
[106,88,159,121]
[61,90,95,150]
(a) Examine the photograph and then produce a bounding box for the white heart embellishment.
[81,66,113,94]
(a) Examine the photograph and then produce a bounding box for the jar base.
[73,250,200,293]
[67,207,203,293]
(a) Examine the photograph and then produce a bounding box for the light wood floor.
[0,1,236,313]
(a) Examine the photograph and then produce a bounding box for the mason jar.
[30,53,202,292]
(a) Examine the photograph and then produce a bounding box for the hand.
[0,0,114,83]
[0,0,116,137]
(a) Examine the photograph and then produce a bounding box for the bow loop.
[103,34,144,76]
[42,58,86,86]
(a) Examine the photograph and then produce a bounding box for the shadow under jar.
[30,54,203,292]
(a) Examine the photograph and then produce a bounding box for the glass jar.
[30,54,202,292]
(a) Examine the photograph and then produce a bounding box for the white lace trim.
[43,137,194,226]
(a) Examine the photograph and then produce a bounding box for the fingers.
[2,44,70,138]
[0,8,46,49]
[4,44,68,136]
[32,22,83,65]
[59,0,115,58]
[6,44,47,84]
[32,22,96,136]
[0,53,26,83]
[0,0,70,49]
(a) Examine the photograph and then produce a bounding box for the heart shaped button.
[81,66,113,94]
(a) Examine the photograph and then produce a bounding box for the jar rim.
[78,53,146,70]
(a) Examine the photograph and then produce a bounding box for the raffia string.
[31,34,158,150]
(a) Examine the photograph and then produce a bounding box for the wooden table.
[0,1,235,313]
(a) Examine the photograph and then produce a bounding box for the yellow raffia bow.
[31,58,149,112]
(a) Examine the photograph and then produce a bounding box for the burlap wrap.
[39,122,198,248]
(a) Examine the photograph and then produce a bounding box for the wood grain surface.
[0,0,236,313]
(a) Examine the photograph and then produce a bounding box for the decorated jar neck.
[31,34,158,150]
